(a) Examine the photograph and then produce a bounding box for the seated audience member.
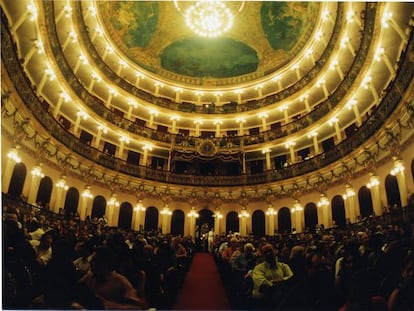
[221,237,240,263]
[387,254,414,311]
[73,241,94,276]
[30,232,53,266]
[252,243,293,308]
[80,247,147,309]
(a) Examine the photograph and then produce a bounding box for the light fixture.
[266,206,277,216]
[31,166,44,178]
[317,195,329,207]
[238,209,249,218]
[391,161,404,176]
[367,176,380,188]
[134,201,145,212]
[176,1,242,38]
[161,206,172,216]
[82,187,93,199]
[188,208,199,218]
[56,178,69,190]
[7,149,21,163]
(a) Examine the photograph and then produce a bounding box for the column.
[330,59,344,80]
[341,36,355,56]
[305,49,316,65]
[214,211,223,235]
[317,195,330,229]
[127,102,136,119]
[23,39,44,66]
[174,88,182,102]
[214,120,222,137]
[238,209,249,236]
[38,68,56,94]
[80,186,93,220]
[3,149,22,193]
[88,72,101,92]
[300,94,311,112]
[106,195,120,227]
[235,90,243,104]
[375,47,395,77]
[293,202,303,232]
[348,99,362,126]
[28,165,44,204]
[62,30,77,51]
[132,201,145,231]
[367,175,381,216]
[329,117,342,142]
[237,118,246,136]
[74,55,88,74]
[286,141,296,164]
[94,126,106,148]
[148,109,158,129]
[391,159,408,207]
[255,84,263,97]
[55,3,72,23]
[363,76,379,103]
[10,4,37,34]
[117,137,128,159]
[187,208,199,239]
[91,25,103,42]
[141,145,152,166]
[263,148,272,170]
[117,60,127,76]
[292,64,301,80]
[266,206,277,235]
[53,92,70,118]
[54,176,69,214]
[154,83,163,96]
[161,205,172,234]
[170,116,179,134]
[259,112,268,131]
[135,73,144,88]
[343,185,357,222]
[382,12,408,43]
[194,120,202,136]
[106,88,118,108]
[308,131,320,155]
[214,92,222,105]
[317,79,329,98]
[73,111,88,134]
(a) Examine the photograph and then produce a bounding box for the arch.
[35,176,53,208]
[304,203,318,233]
[91,195,106,219]
[278,207,291,234]
[358,186,374,218]
[385,174,401,208]
[196,208,214,229]
[252,210,265,237]
[144,206,159,232]
[331,195,346,228]
[8,162,26,199]
[226,211,239,235]
[63,187,79,217]
[171,209,185,236]
[411,158,414,182]
[118,202,133,229]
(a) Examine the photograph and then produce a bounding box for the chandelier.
[175,1,244,38]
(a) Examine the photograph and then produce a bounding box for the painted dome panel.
[160,38,259,78]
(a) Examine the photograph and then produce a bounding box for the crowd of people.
[213,204,414,310]
[3,193,414,310]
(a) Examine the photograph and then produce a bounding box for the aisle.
[174,253,231,310]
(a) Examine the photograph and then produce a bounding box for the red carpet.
[174,253,231,310]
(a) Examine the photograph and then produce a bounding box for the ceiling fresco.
[97,1,320,85]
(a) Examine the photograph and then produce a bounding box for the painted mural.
[261,2,318,51]
[97,1,320,84]
[98,1,158,48]
[160,38,259,78]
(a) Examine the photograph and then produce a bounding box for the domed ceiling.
[97,2,320,86]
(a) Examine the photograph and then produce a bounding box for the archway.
[278,207,291,234]
[144,206,159,232]
[226,211,239,235]
[63,187,79,217]
[118,202,133,229]
[252,210,265,237]
[331,195,346,227]
[171,209,185,236]
[304,203,318,233]
[411,158,414,182]
[36,176,53,208]
[385,174,401,208]
[358,186,374,218]
[8,162,26,199]
[91,195,106,219]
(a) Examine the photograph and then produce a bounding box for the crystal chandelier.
[175,1,244,38]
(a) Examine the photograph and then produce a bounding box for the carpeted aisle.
[174,253,231,310]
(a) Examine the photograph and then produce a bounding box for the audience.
[2,194,414,310]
